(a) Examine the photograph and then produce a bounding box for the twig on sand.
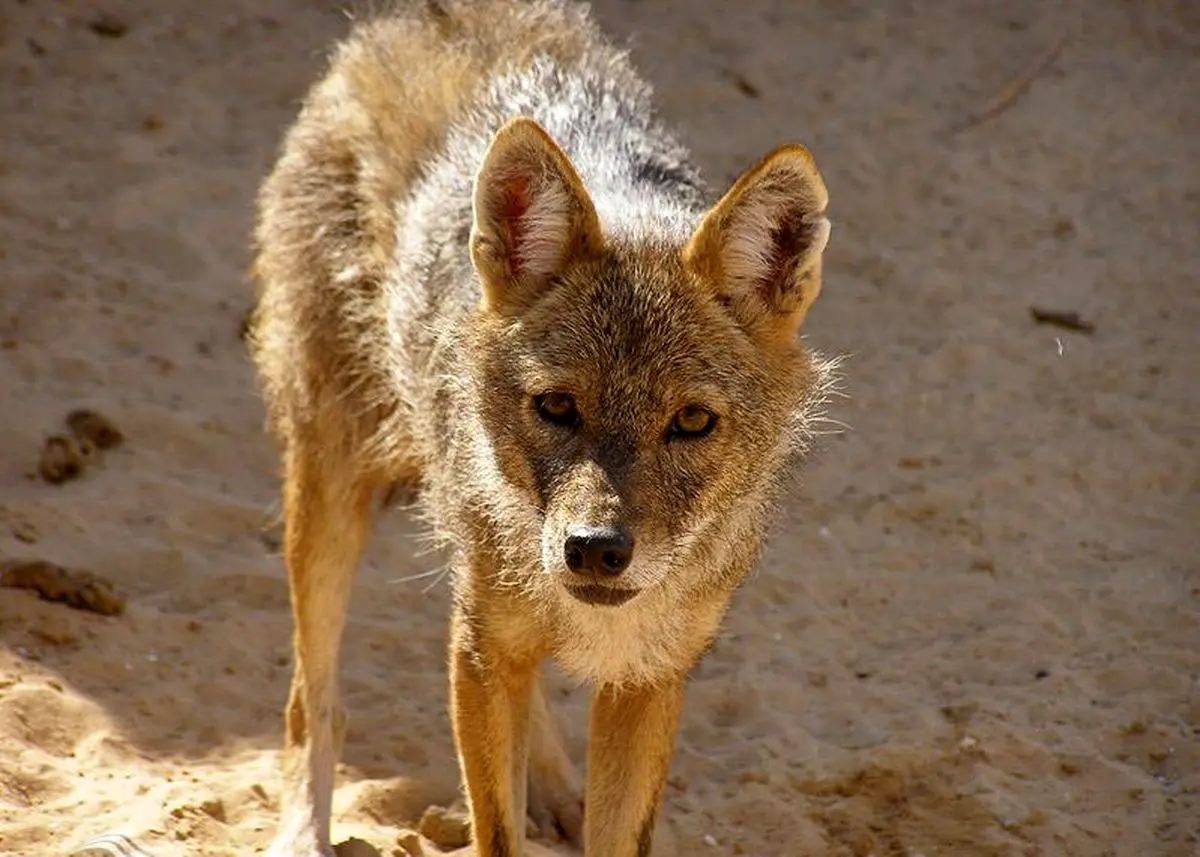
[70,833,156,856]
[1029,306,1096,334]
[954,33,1069,133]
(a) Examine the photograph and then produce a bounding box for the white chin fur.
[548,583,715,687]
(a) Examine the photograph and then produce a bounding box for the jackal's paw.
[527,778,584,846]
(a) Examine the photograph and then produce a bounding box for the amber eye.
[534,392,580,428]
[669,405,717,439]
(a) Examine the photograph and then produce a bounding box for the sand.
[1,0,1196,855]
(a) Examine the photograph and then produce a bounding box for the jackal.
[248,1,835,854]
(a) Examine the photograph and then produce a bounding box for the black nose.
[563,525,634,577]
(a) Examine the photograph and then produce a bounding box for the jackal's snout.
[561,521,640,607]
[563,524,635,578]
[541,461,645,606]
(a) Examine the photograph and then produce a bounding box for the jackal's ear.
[470,117,602,313]
[684,144,830,337]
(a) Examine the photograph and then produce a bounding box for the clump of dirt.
[86,13,128,39]
[333,838,383,857]
[66,409,125,450]
[417,804,471,850]
[0,559,126,616]
[36,409,125,484]
[37,435,90,484]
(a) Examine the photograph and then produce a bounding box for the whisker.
[421,566,452,594]
[389,566,446,585]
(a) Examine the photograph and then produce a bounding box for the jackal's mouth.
[564,583,641,607]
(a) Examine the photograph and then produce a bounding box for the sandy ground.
[1,0,1197,855]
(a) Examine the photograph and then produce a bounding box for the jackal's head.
[463,117,833,609]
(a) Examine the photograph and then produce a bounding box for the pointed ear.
[683,144,830,337]
[470,117,602,314]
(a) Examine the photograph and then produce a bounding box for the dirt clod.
[333,838,382,857]
[37,435,89,484]
[11,521,39,544]
[66,409,125,450]
[198,799,226,823]
[1029,306,1096,334]
[394,831,425,857]
[723,69,761,99]
[417,804,471,850]
[36,410,125,484]
[0,560,126,616]
[87,13,128,39]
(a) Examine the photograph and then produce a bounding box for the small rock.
[1050,216,1076,239]
[394,831,425,857]
[723,69,761,99]
[38,435,87,484]
[199,799,226,823]
[417,804,471,850]
[334,838,382,857]
[11,521,39,544]
[0,559,125,616]
[67,409,125,450]
[87,13,128,38]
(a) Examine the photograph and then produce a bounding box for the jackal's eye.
[669,405,717,440]
[534,392,580,428]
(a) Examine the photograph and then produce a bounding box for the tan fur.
[247,2,835,855]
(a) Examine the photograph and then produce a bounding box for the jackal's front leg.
[585,679,686,857]
[268,447,374,857]
[449,609,538,857]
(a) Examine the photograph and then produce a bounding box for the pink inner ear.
[764,216,807,303]
[497,173,533,278]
